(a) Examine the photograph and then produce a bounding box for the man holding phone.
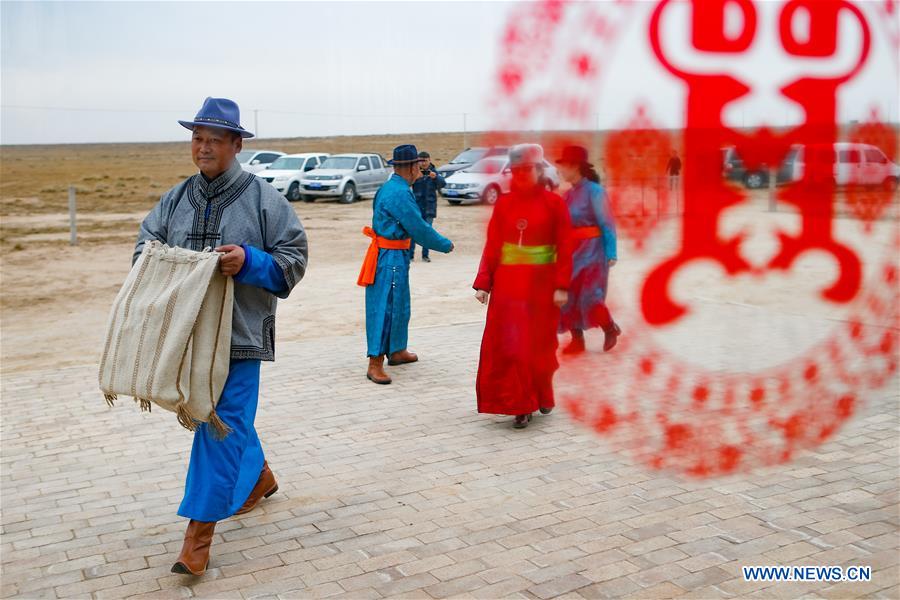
[410,150,446,262]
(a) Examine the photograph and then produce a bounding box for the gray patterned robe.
[134,160,308,361]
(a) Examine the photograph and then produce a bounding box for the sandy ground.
[0,198,495,374]
[1,133,898,376]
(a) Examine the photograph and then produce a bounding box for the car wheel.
[883,177,899,192]
[448,200,462,206]
[286,182,301,202]
[744,172,765,189]
[339,182,357,204]
[483,185,500,205]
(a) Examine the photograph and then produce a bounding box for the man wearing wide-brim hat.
[357,144,454,384]
[133,97,308,575]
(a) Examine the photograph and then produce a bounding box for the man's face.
[191,126,241,177]
[418,158,429,172]
[511,163,540,188]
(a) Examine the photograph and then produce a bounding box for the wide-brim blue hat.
[388,144,420,165]
[178,97,255,139]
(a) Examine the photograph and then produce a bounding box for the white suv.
[258,153,330,201]
[236,150,285,174]
[787,143,899,189]
[300,153,391,203]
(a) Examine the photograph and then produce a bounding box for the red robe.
[473,186,573,415]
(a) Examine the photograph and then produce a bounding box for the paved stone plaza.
[1,321,898,599]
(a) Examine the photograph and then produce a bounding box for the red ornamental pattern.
[603,106,672,249]
[487,0,899,477]
[845,109,900,228]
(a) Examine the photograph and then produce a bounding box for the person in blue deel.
[357,144,454,385]
[133,97,308,576]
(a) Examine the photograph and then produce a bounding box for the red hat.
[555,145,592,167]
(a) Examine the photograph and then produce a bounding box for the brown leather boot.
[603,322,622,352]
[171,520,216,575]
[367,356,392,384]
[235,461,278,516]
[388,349,418,365]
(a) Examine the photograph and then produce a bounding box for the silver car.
[300,153,391,203]
[442,156,560,205]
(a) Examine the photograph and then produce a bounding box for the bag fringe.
[175,402,199,432]
[207,410,232,441]
[104,393,117,407]
[137,398,152,413]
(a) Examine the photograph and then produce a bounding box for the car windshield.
[467,158,506,174]
[269,157,304,170]
[319,157,358,170]
[450,149,487,164]
[236,150,255,164]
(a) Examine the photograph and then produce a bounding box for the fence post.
[462,112,468,148]
[768,167,777,212]
[657,176,662,217]
[68,186,78,246]
[641,179,646,217]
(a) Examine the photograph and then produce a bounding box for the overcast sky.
[2,0,897,145]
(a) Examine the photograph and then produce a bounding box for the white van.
[786,143,899,189]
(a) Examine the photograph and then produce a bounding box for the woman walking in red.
[473,144,573,429]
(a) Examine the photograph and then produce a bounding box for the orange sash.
[357,226,412,287]
[572,226,602,241]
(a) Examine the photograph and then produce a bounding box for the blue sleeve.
[234,244,288,294]
[435,173,446,190]
[591,186,617,261]
[388,192,453,252]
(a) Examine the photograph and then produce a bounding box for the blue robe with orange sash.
[363,174,452,357]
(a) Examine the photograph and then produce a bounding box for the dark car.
[722,146,797,189]
[436,146,508,179]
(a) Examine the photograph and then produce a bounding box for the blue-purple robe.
[558,179,617,332]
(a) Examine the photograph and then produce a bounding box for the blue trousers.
[178,359,265,522]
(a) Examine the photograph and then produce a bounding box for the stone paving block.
[424,574,487,598]
[468,575,532,599]
[396,554,455,578]
[54,573,123,596]
[374,572,440,597]
[529,573,593,599]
